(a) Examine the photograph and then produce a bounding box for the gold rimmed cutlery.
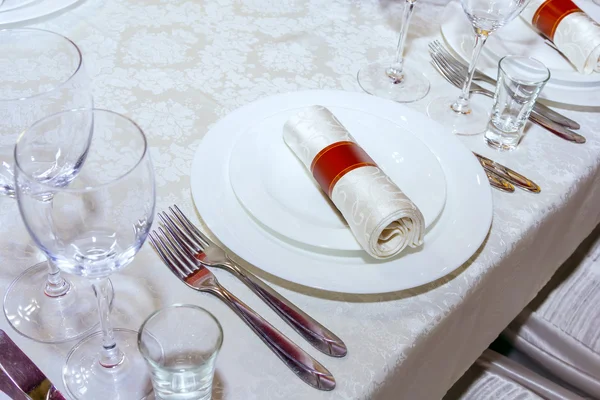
[473,153,540,193]
[485,169,515,193]
[149,225,336,391]
[428,40,580,130]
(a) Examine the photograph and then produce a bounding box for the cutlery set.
[428,41,586,145]
[428,40,586,194]
[149,205,345,391]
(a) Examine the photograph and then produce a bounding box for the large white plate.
[0,0,80,26]
[440,0,600,107]
[228,106,447,251]
[191,90,493,294]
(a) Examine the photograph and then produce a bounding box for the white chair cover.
[504,226,600,399]
[445,350,585,400]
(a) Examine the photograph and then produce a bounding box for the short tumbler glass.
[484,56,550,151]
[138,304,223,400]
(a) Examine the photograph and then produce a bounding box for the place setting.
[0,0,598,398]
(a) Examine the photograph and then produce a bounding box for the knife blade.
[0,330,65,400]
[473,153,541,193]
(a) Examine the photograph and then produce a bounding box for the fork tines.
[149,227,200,279]
[157,212,201,257]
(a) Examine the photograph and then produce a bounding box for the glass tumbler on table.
[484,56,550,151]
[14,109,156,400]
[0,28,106,344]
[427,0,531,135]
[357,0,430,103]
[138,304,224,400]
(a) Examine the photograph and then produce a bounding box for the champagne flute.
[357,0,430,103]
[15,109,156,399]
[427,0,530,135]
[0,28,110,343]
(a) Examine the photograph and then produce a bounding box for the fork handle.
[226,262,347,357]
[210,284,336,391]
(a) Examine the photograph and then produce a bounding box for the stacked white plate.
[441,0,600,107]
[191,90,493,294]
[0,0,79,26]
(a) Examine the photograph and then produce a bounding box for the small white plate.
[440,0,600,107]
[228,106,447,251]
[191,90,493,294]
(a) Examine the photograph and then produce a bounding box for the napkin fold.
[520,0,600,74]
[282,106,424,259]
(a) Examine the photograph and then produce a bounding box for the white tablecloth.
[1,0,600,399]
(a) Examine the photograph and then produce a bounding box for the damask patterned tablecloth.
[1,0,600,399]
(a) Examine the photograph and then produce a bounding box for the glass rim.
[14,108,149,194]
[498,55,551,86]
[137,304,224,366]
[0,28,84,103]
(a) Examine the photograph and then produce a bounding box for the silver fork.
[149,228,336,391]
[429,40,580,130]
[429,46,586,144]
[159,205,347,358]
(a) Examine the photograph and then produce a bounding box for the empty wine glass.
[357,0,430,103]
[0,28,108,344]
[15,109,156,399]
[427,0,530,134]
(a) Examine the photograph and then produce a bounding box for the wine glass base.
[427,96,490,135]
[3,261,113,343]
[357,61,430,103]
[63,328,153,400]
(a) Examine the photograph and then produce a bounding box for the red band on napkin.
[532,0,581,40]
[310,141,376,197]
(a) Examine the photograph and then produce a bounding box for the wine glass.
[357,0,430,103]
[427,0,530,135]
[14,109,156,399]
[0,28,110,343]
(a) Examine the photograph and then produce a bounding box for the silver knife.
[0,330,65,400]
[473,153,541,193]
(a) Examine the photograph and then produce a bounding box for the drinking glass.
[138,304,223,400]
[484,56,550,150]
[427,0,530,134]
[14,109,156,400]
[0,28,106,344]
[357,0,430,103]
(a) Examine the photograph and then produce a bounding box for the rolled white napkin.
[520,0,600,74]
[282,105,424,259]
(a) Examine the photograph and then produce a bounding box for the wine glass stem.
[452,29,489,114]
[388,0,417,81]
[91,277,124,368]
[44,259,71,298]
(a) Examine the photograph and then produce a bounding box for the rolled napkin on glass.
[520,0,600,74]
[282,106,425,259]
